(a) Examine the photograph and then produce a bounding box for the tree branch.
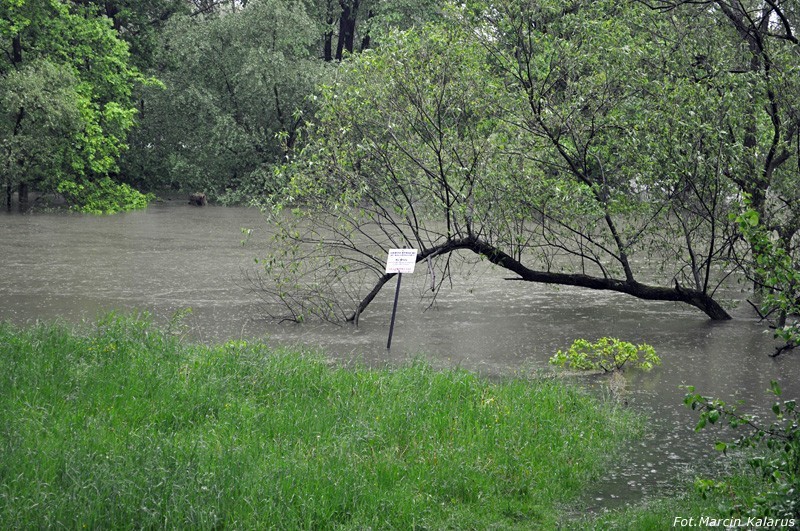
[347,236,732,322]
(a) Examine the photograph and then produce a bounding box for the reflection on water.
[2,202,798,509]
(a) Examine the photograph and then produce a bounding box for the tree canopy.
[256,0,799,326]
[119,0,447,200]
[121,0,325,199]
[1,0,149,212]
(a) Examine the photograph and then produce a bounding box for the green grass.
[0,314,639,529]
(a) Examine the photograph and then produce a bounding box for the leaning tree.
[255,2,751,324]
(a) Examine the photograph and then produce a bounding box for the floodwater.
[2,202,799,510]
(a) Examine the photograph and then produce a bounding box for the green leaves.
[740,209,760,228]
[549,337,661,373]
[0,60,82,188]
[0,0,149,211]
[284,19,506,228]
[735,197,800,356]
[57,177,152,214]
[685,382,800,519]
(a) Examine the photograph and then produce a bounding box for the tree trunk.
[335,0,358,61]
[323,0,335,62]
[5,185,11,211]
[344,0,359,54]
[104,1,122,31]
[324,30,334,62]
[360,9,373,51]
[12,34,22,65]
[348,237,733,322]
[18,181,28,212]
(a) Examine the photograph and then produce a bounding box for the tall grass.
[0,314,638,529]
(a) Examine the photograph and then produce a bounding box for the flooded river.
[2,202,799,509]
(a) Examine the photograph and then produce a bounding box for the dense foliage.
[245,0,800,336]
[121,0,324,200]
[0,0,149,212]
[57,176,153,214]
[736,200,800,356]
[119,0,446,201]
[2,0,798,342]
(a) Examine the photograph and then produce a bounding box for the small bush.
[549,337,660,373]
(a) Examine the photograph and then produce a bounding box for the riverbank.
[2,314,786,529]
[0,313,644,528]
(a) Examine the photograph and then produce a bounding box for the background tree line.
[1,0,439,210]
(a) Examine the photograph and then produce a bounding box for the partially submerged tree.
[640,3,800,286]
[466,0,742,318]
[259,22,504,322]
[634,1,800,348]
[258,7,741,323]
[0,61,81,210]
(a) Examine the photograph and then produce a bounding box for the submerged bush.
[549,337,661,373]
[57,177,153,214]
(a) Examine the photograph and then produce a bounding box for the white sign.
[385,248,418,274]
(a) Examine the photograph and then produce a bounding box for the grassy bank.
[0,314,639,529]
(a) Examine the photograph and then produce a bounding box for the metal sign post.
[384,249,418,350]
[387,273,402,350]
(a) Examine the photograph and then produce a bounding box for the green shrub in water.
[549,337,660,373]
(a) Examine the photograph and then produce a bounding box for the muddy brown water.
[2,202,799,510]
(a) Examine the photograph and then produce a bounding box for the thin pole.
[387,273,402,350]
